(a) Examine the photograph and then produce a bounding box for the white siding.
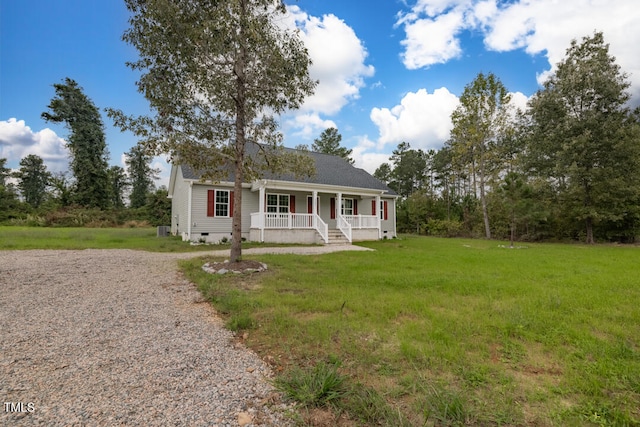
[381,197,396,238]
[170,167,190,236]
[190,184,258,241]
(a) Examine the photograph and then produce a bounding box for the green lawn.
[182,235,640,426]
[0,226,282,252]
[0,226,207,251]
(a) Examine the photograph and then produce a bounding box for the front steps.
[326,229,350,245]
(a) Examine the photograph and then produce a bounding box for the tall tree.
[312,127,354,164]
[107,166,129,209]
[144,187,171,226]
[13,154,51,208]
[449,72,512,239]
[431,147,457,220]
[497,171,533,247]
[373,162,392,185]
[389,142,427,198]
[109,0,316,262]
[125,145,158,209]
[0,158,10,187]
[42,78,110,208]
[48,172,73,207]
[0,158,20,220]
[527,32,640,243]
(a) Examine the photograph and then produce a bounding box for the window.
[207,190,233,217]
[267,193,289,213]
[341,198,354,216]
[216,190,230,217]
[371,200,387,220]
[379,200,388,220]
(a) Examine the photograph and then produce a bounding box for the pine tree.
[109,0,316,262]
[449,72,512,239]
[312,128,354,164]
[107,166,129,209]
[527,32,640,243]
[42,78,110,208]
[125,145,158,209]
[14,154,51,208]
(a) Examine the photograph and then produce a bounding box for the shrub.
[425,219,463,237]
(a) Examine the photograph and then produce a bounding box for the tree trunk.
[230,0,247,263]
[478,157,491,239]
[510,218,515,248]
[585,217,594,244]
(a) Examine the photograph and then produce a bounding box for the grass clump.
[273,360,347,408]
[273,360,412,426]
[421,383,471,426]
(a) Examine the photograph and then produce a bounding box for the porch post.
[376,194,381,239]
[336,192,342,220]
[312,190,318,228]
[259,185,265,242]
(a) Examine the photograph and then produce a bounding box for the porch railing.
[336,214,352,243]
[315,215,329,244]
[269,213,313,229]
[343,215,379,229]
[250,213,329,243]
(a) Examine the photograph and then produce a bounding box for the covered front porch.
[249,180,384,244]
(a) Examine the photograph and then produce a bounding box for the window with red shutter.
[207,190,215,217]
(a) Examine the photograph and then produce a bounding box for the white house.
[168,145,397,244]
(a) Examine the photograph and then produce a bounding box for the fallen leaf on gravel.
[238,412,252,426]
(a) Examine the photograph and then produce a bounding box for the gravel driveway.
[0,245,370,426]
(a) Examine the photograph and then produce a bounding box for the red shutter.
[371,200,376,216]
[354,199,358,215]
[207,190,215,217]
[290,195,296,213]
[229,191,234,217]
[383,201,388,220]
[330,198,336,219]
[307,197,313,214]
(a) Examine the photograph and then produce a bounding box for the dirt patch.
[299,407,356,427]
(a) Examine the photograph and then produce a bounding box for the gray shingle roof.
[180,144,396,195]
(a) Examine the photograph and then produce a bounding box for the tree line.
[374,32,640,244]
[0,78,169,226]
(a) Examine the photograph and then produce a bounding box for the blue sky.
[2,0,639,188]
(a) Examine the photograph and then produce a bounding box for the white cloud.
[484,1,640,97]
[509,91,529,113]
[152,157,171,189]
[400,10,465,69]
[351,136,392,174]
[0,118,69,172]
[398,0,470,20]
[285,113,337,140]
[295,10,374,114]
[397,0,640,101]
[370,87,459,151]
[282,6,374,137]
